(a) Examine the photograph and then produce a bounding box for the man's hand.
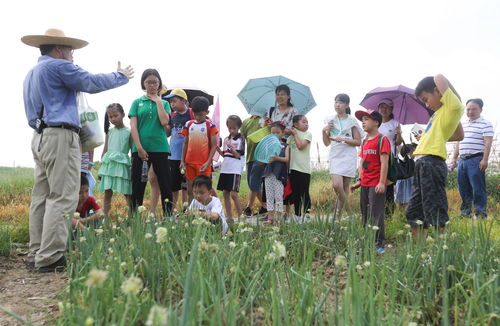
[449,159,457,171]
[117,61,134,79]
[479,159,488,172]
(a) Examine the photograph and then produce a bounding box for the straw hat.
[21,28,88,49]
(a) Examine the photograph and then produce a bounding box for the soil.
[0,249,67,326]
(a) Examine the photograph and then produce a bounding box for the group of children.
[74,74,464,251]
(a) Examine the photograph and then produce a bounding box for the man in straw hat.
[22,28,134,273]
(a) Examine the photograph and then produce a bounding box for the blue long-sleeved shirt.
[23,55,129,129]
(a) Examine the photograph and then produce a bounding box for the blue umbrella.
[254,134,282,164]
[237,75,316,117]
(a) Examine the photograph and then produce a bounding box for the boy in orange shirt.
[181,96,219,203]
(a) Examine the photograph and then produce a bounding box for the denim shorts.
[406,155,448,228]
[247,161,266,192]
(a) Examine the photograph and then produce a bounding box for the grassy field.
[0,166,499,325]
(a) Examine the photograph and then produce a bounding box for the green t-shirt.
[240,116,261,163]
[287,129,312,174]
[129,96,171,153]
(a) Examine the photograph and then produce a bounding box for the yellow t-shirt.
[414,88,464,159]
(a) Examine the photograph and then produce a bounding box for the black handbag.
[395,140,415,180]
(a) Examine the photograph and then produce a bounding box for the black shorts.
[169,160,186,192]
[217,173,241,192]
[406,155,449,228]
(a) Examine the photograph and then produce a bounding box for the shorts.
[170,160,187,192]
[217,173,241,192]
[185,163,212,181]
[247,161,266,192]
[406,155,448,228]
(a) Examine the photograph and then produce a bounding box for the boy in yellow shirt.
[407,74,464,241]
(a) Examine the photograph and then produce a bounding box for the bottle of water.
[141,161,148,182]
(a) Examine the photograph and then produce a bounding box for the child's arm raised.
[376,153,389,194]
[147,94,169,128]
[435,74,461,102]
[291,128,310,150]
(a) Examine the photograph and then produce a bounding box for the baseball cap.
[378,98,394,107]
[164,88,188,101]
[355,109,383,126]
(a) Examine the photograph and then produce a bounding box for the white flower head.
[121,276,143,296]
[228,241,236,249]
[372,225,379,231]
[85,269,108,287]
[63,214,70,219]
[164,198,169,203]
[108,248,114,255]
[85,316,94,326]
[183,201,189,208]
[447,265,456,271]
[95,228,104,235]
[334,255,347,268]
[155,227,168,243]
[79,236,87,242]
[396,230,404,236]
[416,220,423,225]
[363,261,371,267]
[272,241,286,258]
[137,206,147,213]
[146,305,168,326]
[145,233,153,239]
[109,238,115,243]
[74,212,80,219]
[406,254,413,259]
[442,244,448,250]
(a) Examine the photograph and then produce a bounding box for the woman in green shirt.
[129,69,173,215]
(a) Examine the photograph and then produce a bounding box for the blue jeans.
[457,155,487,216]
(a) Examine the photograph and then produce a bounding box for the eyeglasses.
[145,81,159,85]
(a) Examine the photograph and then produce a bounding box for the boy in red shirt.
[352,110,390,254]
[180,96,219,204]
[76,173,104,227]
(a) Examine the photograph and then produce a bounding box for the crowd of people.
[22,29,494,272]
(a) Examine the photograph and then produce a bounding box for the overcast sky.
[1,0,499,167]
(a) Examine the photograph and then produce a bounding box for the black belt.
[460,152,483,160]
[46,124,80,134]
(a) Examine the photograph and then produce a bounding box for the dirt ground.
[0,250,66,326]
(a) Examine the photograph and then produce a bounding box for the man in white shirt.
[450,98,494,218]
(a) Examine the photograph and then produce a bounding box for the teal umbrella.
[254,134,282,164]
[237,75,316,117]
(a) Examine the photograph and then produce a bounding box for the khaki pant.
[28,128,80,268]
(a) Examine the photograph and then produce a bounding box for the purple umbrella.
[359,85,432,125]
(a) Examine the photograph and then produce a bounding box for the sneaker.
[376,246,385,254]
[243,207,253,217]
[36,256,67,273]
[258,207,267,215]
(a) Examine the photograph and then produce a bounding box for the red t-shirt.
[77,196,101,217]
[359,134,391,187]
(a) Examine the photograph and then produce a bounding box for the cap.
[378,98,394,107]
[164,88,188,101]
[355,109,383,125]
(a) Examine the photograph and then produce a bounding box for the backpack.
[362,135,397,183]
[394,141,415,180]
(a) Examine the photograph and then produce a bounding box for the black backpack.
[394,140,415,180]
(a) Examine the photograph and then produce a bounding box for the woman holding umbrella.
[377,99,403,217]
[322,94,363,217]
[261,84,299,136]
